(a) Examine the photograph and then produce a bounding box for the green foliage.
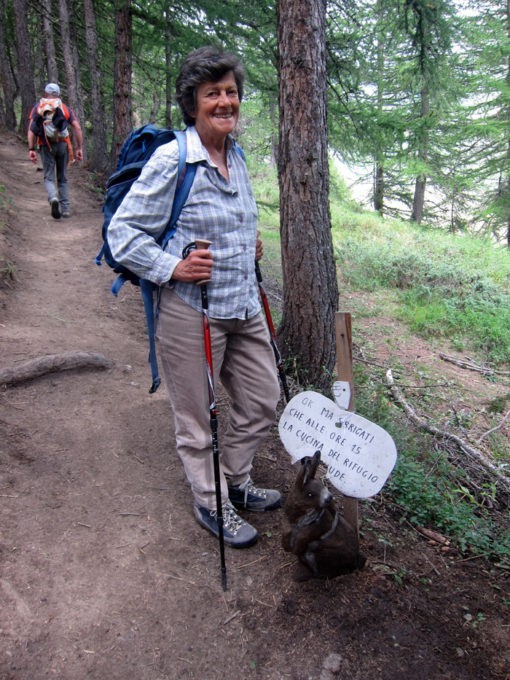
[334,215,510,364]
[353,364,510,565]
[388,450,510,562]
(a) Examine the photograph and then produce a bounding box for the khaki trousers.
[156,287,280,509]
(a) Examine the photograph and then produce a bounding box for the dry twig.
[439,352,510,377]
[477,409,510,444]
[385,369,510,497]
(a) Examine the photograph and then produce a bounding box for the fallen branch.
[0,351,114,387]
[386,369,510,496]
[439,352,510,377]
[477,409,510,444]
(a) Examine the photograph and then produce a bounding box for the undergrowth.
[252,163,510,565]
[353,364,510,565]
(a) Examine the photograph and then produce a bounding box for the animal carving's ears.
[299,450,321,486]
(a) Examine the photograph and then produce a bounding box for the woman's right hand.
[172,247,213,283]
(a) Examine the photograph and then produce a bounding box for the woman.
[107,46,281,548]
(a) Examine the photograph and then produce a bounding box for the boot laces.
[241,478,268,502]
[211,502,244,535]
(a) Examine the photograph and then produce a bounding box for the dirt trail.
[0,132,509,680]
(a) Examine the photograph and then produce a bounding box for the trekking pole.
[255,260,291,403]
[182,239,227,591]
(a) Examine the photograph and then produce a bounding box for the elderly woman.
[107,46,281,548]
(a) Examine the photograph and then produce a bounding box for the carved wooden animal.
[282,451,366,581]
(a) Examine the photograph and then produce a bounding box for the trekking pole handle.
[194,239,212,286]
[182,239,212,285]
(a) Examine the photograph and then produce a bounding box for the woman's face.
[193,71,240,143]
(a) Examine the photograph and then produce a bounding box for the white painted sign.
[279,390,397,499]
[332,381,351,409]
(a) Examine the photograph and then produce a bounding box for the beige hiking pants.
[156,287,280,510]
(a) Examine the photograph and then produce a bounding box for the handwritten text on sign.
[279,391,397,499]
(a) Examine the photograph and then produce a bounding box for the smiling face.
[192,71,240,146]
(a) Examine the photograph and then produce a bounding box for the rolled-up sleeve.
[106,141,182,286]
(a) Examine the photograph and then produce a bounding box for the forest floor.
[0,131,509,680]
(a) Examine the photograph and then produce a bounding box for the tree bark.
[12,0,36,135]
[42,0,58,82]
[83,0,108,172]
[277,0,338,390]
[111,0,133,164]
[0,0,17,129]
[58,0,85,129]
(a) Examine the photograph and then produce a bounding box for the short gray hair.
[175,46,245,126]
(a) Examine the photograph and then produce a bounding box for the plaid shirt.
[107,126,260,319]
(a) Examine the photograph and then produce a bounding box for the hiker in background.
[107,46,281,548]
[27,83,83,219]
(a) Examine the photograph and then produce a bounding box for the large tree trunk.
[12,0,36,135]
[83,0,108,172]
[111,0,133,164]
[277,0,338,390]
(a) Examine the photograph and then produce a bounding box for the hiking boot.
[228,477,282,512]
[194,500,258,548]
[61,210,71,218]
[50,197,61,219]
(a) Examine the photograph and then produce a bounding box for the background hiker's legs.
[40,147,58,203]
[54,142,70,212]
[218,312,280,486]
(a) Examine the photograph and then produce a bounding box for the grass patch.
[333,217,510,364]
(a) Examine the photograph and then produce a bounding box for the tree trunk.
[165,0,173,128]
[12,0,36,135]
[58,0,85,128]
[374,7,385,215]
[0,0,17,129]
[374,162,384,214]
[42,0,58,82]
[277,0,338,390]
[411,86,429,224]
[111,0,133,164]
[83,0,108,172]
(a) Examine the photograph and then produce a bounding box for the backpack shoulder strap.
[233,140,246,162]
[159,129,198,249]
[60,103,71,120]
[143,129,198,393]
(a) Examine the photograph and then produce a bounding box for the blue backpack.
[95,124,198,393]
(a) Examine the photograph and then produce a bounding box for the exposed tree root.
[0,351,114,387]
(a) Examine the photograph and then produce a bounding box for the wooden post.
[335,312,360,536]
